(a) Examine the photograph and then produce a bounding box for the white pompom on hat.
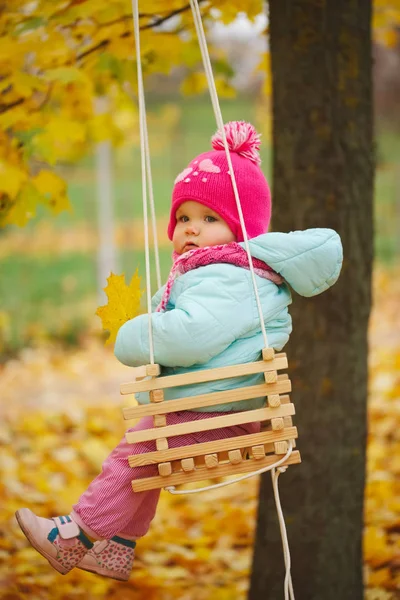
[168,121,271,242]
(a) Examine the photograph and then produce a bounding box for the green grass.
[0,97,399,357]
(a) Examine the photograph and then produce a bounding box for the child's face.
[173,201,236,255]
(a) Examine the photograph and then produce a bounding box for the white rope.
[271,467,295,600]
[189,0,269,349]
[131,0,159,360]
[165,439,293,494]
[189,3,295,596]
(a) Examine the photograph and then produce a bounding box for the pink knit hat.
[168,121,271,242]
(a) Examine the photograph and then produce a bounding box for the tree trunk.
[249,2,374,599]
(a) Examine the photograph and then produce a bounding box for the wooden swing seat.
[121,349,301,492]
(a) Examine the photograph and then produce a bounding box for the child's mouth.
[183,242,198,252]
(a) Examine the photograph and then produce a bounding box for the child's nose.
[185,223,200,235]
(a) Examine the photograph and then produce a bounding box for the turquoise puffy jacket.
[114,228,343,412]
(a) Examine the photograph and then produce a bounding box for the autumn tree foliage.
[0,0,264,228]
[1,1,400,599]
[1,1,399,228]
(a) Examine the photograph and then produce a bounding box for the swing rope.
[131,2,294,597]
[131,0,155,364]
[189,0,269,349]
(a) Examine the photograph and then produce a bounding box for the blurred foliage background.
[0,1,400,599]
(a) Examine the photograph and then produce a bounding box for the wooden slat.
[126,403,295,444]
[132,451,301,492]
[128,424,298,467]
[150,444,278,472]
[170,445,277,472]
[123,377,291,420]
[120,354,288,395]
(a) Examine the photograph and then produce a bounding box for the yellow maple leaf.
[33,169,72,216]
[33,169,66,197]
[0,161,27,199]
[96,271,143,345]
[2,183,41,227]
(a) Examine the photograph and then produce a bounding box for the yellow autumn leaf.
[33,169,66,197]
[32,170,72,216]
[88,113,115,143]
[96,271,143,345]
[2,183,41,227]
[34,118,87,160]
[12,71,47,97]
[43,66,90,85]
[364,526,393,568]
[0,161,27,199]
[368,567,392,587]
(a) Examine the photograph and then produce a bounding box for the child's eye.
[205,216,217,223]
[178,215,189,223]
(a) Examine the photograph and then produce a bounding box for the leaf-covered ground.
[1,267,399,600]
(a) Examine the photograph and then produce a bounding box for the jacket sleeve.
[114,267,254,368]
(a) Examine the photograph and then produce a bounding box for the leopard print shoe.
[78,536,136,581]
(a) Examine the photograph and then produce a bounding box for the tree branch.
[0,97,25,114]
[77,0,208,60]
[77,39,109,61]
[140,0,206,31]
[1,1,210,115]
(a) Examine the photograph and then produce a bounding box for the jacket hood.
[241,228,343,297]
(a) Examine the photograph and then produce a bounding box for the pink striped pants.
[72,410,260,540]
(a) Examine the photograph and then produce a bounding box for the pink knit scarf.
[156,242,283,312]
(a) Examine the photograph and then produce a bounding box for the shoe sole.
[77,563,129,581]
[15,510,69,575]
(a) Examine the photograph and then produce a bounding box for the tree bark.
[249,2,374,599]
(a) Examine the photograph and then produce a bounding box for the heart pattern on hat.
[198,158,220,173]
[174,167,192,184]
